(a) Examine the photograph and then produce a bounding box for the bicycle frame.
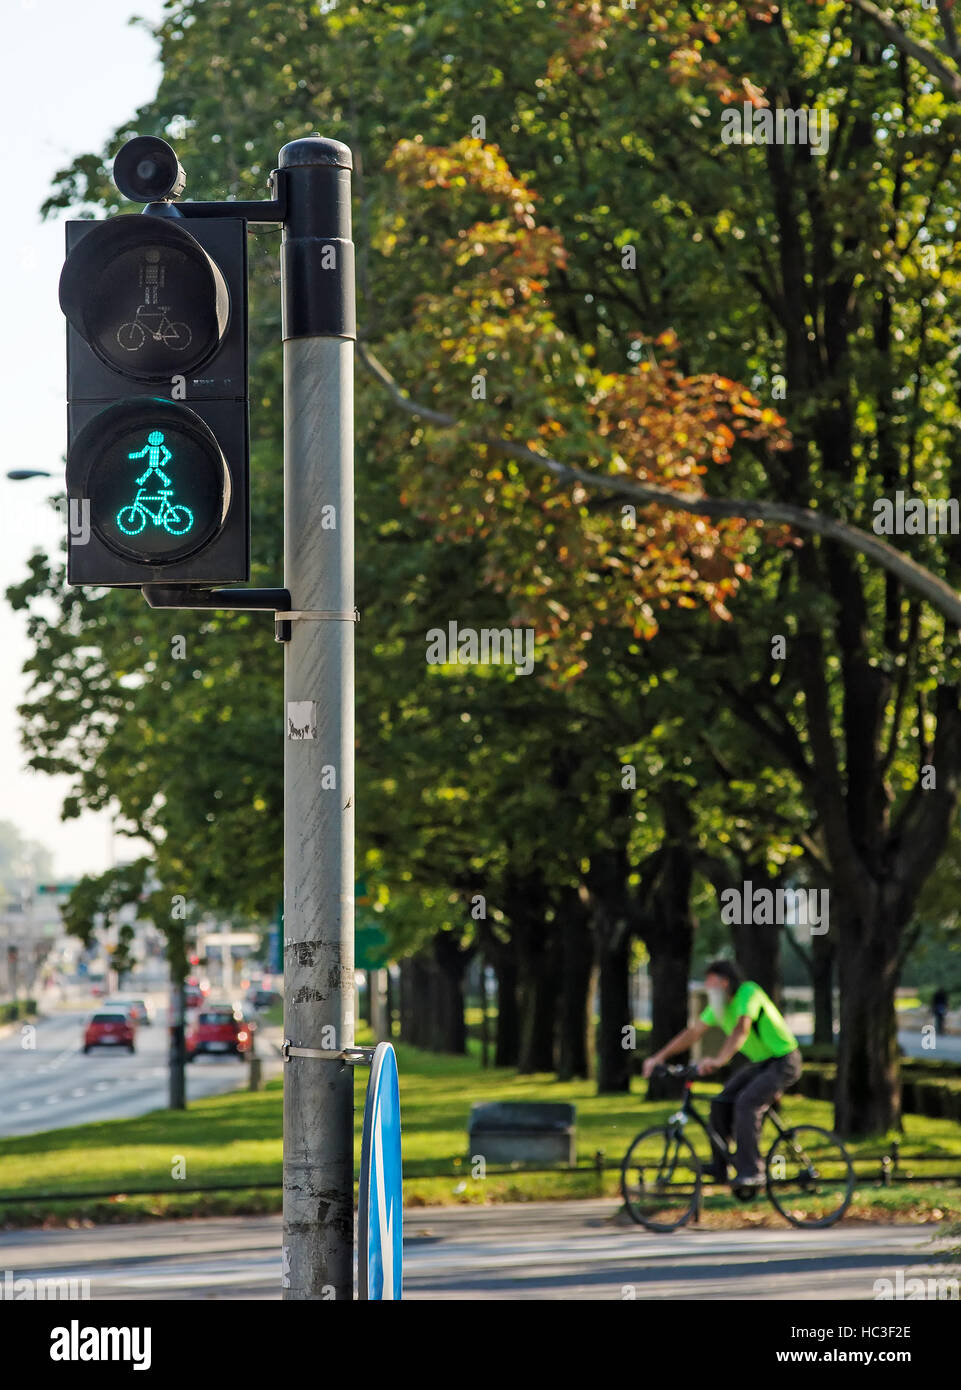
[666,1078,789,1165]
[129,488,175,524]
[133,306,175,337]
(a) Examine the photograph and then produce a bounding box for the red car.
[186,1005,255,1061]
[184,977,209,1011]
[84,1010,136,1054]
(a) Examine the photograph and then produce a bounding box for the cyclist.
[642,959,802,1188]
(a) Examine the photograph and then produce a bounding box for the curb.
[0,1012,43,1041]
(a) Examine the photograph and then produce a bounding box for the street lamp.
[7,470,52,480]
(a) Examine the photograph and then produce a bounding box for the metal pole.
[280,136,356,1301]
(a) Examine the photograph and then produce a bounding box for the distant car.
[186,1005,255,1061]
[84,1010,136,1053]
[105,997,152,1026]
[246,987,281,1013]
[184,978,208,1011]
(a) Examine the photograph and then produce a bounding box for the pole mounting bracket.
[282,1040,375,1066]
[273,608,360,623]
[141,585,294,641]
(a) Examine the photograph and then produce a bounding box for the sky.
[0,0,166,880]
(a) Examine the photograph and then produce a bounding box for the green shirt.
[700,980,798,1063]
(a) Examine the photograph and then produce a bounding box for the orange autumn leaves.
[378,137,789,676]
[550,0,779,98]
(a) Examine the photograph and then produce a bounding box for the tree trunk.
[493,950,519,1067]
[168,977,186,1111]
[399,954,432,1048]
[166,925,187,1111]
[641,790,697,1099]
[557,894,592,1081]
[385,965,395,1041]
[480,955,490,1068]
[732,882,782,1004]
[645,945,691,1100]
[812,930,835,1046]
[516,928,557,1073]
[431,932,468,1054]
[595,924,632,1092]
[835,921,901,1134]
[398,957,413,1043]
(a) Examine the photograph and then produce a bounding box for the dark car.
[84,1010,136,1053]
[186,1005,255,1061]
[246,987,281,1013]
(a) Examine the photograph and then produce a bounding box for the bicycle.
[116,487,194,537]
[116,304,192,354]
[620,1062,854,1231]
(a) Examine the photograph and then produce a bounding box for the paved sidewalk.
[0,1202,952,1300]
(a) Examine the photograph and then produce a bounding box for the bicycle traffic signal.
[59,140,249,586]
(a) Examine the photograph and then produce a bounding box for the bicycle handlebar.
[651,1062,701,1080]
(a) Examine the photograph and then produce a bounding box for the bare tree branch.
[847,0,961,98]
[938,0,961,64]
[358,343,961,630]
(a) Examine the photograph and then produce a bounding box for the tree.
[27,0,961,1135]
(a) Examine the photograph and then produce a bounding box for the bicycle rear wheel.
[163,504,194,535]
[162,321,192,351]
[621,1125,702,1231]
[765,1125,854,1228]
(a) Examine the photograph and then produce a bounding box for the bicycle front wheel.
[765,1125,854,1228]
[116,505,146,536]
[621,1125,702,1232]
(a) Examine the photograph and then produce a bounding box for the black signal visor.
[59,215,229,383]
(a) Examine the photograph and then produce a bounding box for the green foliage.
[12,1,961,1107]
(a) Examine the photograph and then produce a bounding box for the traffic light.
[59,139,249,586]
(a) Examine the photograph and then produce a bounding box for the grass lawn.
[0,1038,959,1228]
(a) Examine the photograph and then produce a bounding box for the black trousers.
[708,1049,803,1181]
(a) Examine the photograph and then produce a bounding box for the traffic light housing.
[60,195,249,586]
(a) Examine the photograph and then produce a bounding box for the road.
[0,1202,953,1300]
[2,997,952,1141]
[897,1029,961,1061]
[789,1014,961,1062]
[0,998,281,1139]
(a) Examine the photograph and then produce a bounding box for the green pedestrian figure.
[128,429,173,488]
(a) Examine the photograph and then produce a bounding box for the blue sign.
[267,923,282,976]
[358,1041,403,1300]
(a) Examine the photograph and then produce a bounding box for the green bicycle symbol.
[117,430,194,537]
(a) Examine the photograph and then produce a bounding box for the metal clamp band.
[282,1039,375,1066]
[274,609,360,622]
